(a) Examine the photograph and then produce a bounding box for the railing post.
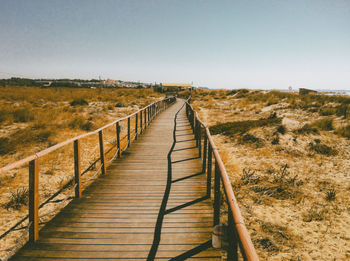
[202,136,207,173]
[191,110,196,131]
[144,108,147,129]
[127,117,130,146]
[135,113,138,140]
[74,139,82,198]
[116,122,121,158]
[99,130,107,175]
[195,119,199,147]
[213,161,220,226]
[140,111,143,134]
[198,125,202,158]
[148,106,150,122]
[227,207,239,261]
[29,159,39,242]
[207,144,213,198]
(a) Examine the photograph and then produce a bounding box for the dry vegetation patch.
[189,89,350,260]
[0,86,163,258]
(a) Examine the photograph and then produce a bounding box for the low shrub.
[115,101,125,107]
[312,118,333,131]
[210,117,282,137]
[240,133,261,144]
[276,125,286,135]
[295,124,319,134]
[0,127,55,155]
[336,104,349,118]
[271,137,279,145]
[0,137,13,155]
[33,129,53,142]
[0,110,12,123]
[309,142,337,156]
[303,206,327,222]
[70,98,89,106]
[13,109,35,122]
[337,125,350,139]
[320,107,337,116]
[68,117,94,131]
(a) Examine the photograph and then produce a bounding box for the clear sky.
[0,0,349,90]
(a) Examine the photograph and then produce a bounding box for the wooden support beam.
[74,139,82,198]
[214,161,221,226]
[29,159,39,242]
[99,130,106,175]
[127,117,130,146]
[116,122,120,158]
[135,113,138,140]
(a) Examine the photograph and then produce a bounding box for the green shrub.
[295,124,319,134]
[0,110,12,123]
[312,118,333,131]
[115,101,125,107]
[271,137,279,145]
[276,125,286,135]
[34,129,53,142]
[337,125,350,139]
[309,142,337,156]
[68,118,94,131]
[13,109,35,122]
[210,117,282,137]
[0,137,13,155]
[320,107,337,116]
[336,104,349,118]
[70,98,89,106]
[240,133,261,144]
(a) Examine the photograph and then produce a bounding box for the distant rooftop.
[161,83,192,88]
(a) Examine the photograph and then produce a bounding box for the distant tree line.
[0,78,40,87]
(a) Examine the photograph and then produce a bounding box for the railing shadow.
[147,101,212,260]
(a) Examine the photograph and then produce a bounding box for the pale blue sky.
[0,0,349,90]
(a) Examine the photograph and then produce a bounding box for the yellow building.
[160,83,193,92]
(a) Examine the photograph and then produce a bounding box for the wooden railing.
[185,99,259,261]
[0,96,176,246]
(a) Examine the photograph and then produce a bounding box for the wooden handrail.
[0,96,176,246]
[185,98,259,261]
[0,97,174,173]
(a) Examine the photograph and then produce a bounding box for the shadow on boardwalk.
[11,100,220,260]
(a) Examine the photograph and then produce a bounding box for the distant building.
[103,79,117,87]
[35,80,53,87]
[160,83,194,92]
[299,88,318,95]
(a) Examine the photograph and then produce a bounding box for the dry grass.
[0,86,164,258]
[192,89,350,260]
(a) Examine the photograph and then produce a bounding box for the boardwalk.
[11,100,221,260]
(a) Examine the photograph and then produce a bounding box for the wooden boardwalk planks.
[11,100,221,260]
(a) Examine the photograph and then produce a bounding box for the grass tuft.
[325,188,336,201]
[70,98,89,106]
[3,188,28,210]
